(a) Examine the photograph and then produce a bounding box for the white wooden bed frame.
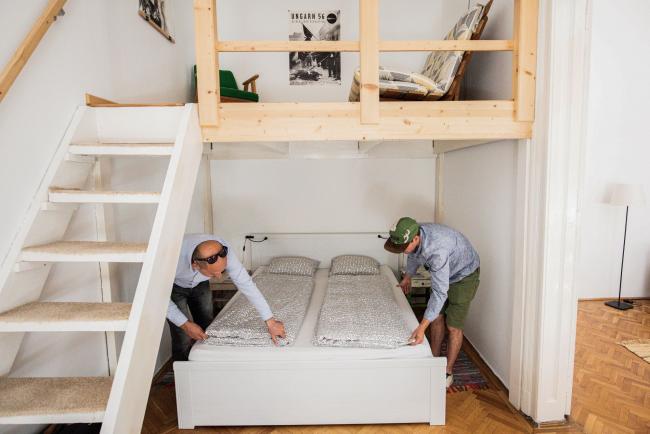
[173,233,446,428]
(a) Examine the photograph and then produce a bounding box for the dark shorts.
[442,267,480,330]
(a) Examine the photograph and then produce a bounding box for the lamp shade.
[606,183,646,206]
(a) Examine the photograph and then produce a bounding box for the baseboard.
[461,336,509,394]
[578,296,649,302]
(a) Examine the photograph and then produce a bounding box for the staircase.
[0,104,203,432]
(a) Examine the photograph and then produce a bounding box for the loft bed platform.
[194,0,538,144]
[201,100,531,143]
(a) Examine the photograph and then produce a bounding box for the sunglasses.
[194,245,228,264]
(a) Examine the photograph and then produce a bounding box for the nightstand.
[402,266,431,310]
[209,272,238,313]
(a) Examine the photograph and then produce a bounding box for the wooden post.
[513,0,538,122]
[359,0,380,124]
[194,0,220,127]
[435,152,445,224]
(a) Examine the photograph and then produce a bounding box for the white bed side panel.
[175,359,445,428]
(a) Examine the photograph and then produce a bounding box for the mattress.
[189,265,433,362]
[205,272,313,346]
[314,273,412,348]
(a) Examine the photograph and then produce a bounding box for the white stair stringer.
[100,104,203,434]
[0,104,203,430]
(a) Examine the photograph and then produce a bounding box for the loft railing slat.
[194,0,220,127]
[359,0,380,124]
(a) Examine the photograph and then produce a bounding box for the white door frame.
[509,0,592,423]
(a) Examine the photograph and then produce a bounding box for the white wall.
[211,158,436,262]
[435,0,517,387]
[574,0,650,299]
[217,0,448,102]
[441,141,517,387]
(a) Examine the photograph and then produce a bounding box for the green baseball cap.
[384,217,420,253]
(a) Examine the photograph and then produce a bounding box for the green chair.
[193,66,259,102]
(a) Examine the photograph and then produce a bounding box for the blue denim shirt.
[406,223,480,321]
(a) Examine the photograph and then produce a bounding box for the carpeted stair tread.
[0,377,112,420]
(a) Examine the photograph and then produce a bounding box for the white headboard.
[243,232,403,272]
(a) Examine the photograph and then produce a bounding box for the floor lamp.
[605,183,646,310]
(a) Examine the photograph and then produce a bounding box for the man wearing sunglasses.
[166,233,286,361]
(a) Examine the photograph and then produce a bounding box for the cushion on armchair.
[349,68,434,101]
[420,4,484,97]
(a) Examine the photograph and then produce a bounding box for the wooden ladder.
[0,104,202,432]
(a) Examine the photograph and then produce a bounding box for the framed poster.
[139,0,175,43]
[289,10,341,85]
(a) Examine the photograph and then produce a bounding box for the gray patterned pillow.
[330,255,380,276]
[267,256,319,276]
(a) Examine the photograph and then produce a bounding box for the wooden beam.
[359,0,380,124]
[215,40,513,53]
[513,0,538,121]
[201,101,531,142]
[217,41,360,52]
[0,0,67,103]
[194,0,219,127]
[380,40,514,52]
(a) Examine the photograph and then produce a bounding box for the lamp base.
[605,300,633,310]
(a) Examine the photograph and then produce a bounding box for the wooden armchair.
[193,66,260,103]
[348,1,493,102]
[441,0,493,101]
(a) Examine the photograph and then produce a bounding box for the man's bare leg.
[429,315,446,357]
[446,325,463,375]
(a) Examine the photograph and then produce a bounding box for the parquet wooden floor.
[141,338,583,433]
[571,299,650,434]
[143,299,650,433]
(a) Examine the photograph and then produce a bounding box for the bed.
[174,236,446,428]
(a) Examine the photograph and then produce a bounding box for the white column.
[509,0,591,423]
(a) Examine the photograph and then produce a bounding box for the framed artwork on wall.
[289,10,341,85]
[139,0,175,43]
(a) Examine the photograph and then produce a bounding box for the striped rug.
[441,343,490,393]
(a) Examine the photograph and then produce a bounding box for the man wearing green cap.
[384,217,480,387]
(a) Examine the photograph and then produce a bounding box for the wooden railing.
[0,0,67,103]
[193,0,538,142]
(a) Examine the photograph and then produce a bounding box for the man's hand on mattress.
[265,318,286,345]
[408,325,426,346]
[398,275,412,295]
[181,321,208,341]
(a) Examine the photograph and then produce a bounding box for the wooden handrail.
[0,0,67,103]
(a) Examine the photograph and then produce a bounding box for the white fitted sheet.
[189,265,434,362]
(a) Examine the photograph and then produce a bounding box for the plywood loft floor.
[142,338,583,433]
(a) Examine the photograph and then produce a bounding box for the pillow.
[330,255,380,276]
[267,256,319,276]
